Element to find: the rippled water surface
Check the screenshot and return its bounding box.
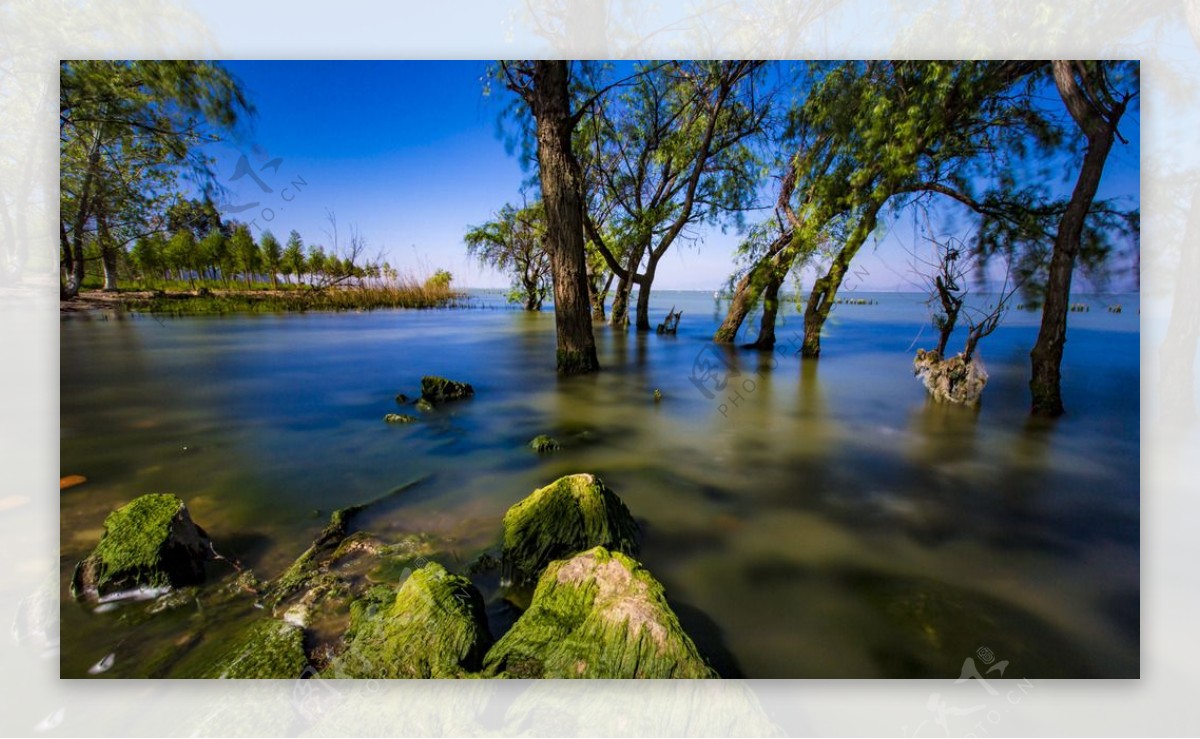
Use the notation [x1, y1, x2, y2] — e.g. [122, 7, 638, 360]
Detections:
[60, 290, 1139, 678]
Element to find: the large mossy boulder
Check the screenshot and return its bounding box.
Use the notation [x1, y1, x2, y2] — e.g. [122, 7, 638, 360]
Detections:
[71, 493, 211, 602]
[327, 562, 492, 678]
[202, 618, 309, 679]
[502, 473, 638, 585]
[420, 375, 474, 405]
[483, 546, 716, 678]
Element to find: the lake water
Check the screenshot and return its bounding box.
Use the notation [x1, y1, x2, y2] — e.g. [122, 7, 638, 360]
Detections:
[59, 289, 1139, 678]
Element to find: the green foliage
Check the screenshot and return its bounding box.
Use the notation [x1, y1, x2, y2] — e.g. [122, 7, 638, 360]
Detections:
[425, 269, 453, 290]
[60, 61, 251, 294]
[465, 201, 550, 310]
[230, 224, 260, 286]
[260, 230, 283, 287]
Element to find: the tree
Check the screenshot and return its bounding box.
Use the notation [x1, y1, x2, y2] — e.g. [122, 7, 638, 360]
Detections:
[714, 61, 1054, 356]
[1028, 61, 1137, 416]
[282, 230, 304, 286]
[308, 245, 327, 284]
[199, 230, 228, 286]
[426, 269, 453, 291]
[581, 61, 768, 331]
[260, 230, 282, 290]
[465, 201, 552, 310]
[230, 225, 260, 288]
[59, 61, 250, 298]
[131, 234, 164, 286]
[165, 229, 196, 286]
[500, 60, 601, 374]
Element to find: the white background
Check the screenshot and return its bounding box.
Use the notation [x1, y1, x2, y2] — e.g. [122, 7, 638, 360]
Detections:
[1, 1, 1193, 735]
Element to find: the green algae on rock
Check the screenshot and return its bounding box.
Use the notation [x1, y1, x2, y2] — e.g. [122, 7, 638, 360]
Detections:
[202, 618, 309, 679]
[502, 473, 638, 585]
[71, 493, 211, 602]
[328, 562, 492, 678]
[483, 546, 715, 678]
[528, 434, 561, 453]
[420, 375, 474, 404]
[384, 413, 417, 424]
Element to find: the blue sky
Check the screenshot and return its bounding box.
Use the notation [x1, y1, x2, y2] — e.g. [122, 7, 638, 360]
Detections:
[205, 61, 1141, 292]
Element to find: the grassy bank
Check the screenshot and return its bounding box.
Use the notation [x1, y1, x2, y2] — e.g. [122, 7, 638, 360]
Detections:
[63, 283, 466, 315]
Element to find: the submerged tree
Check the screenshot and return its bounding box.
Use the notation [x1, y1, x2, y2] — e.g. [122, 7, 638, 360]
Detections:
[580, 60, 767, 331]
[1028, 61, 1138, 417]
[499, 60, 600, 374]
[466, 201, 552, 310]
[912, 233, 1017, 406]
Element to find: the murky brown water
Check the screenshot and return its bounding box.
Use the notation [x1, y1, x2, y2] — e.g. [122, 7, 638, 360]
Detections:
[60, 291, 1139, 678]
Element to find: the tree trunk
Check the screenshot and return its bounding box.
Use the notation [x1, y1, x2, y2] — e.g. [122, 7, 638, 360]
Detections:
[609, 246, 643, 328]
[100, 248, 120, 292]
[746, 271, 783, 350]
[714, 231, 791, 344]
[592, 271, 613, 321]
[800, 201, 882, 357]
[1030, 61, 1126, 417]
[714, 269, 758, 343]
[634, 257, 657, 332]
[530, 61, 600, 374]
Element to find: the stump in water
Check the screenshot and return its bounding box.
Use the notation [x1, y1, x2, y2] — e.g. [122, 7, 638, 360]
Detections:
[656, 306, 682, 335]
[913, 349, 988, 406]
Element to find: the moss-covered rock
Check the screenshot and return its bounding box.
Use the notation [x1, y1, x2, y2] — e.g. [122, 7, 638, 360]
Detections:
[529, 434, 561, 453]
[384, 413, 417, 424]
[71, 493, 211, 602]
[420, 375, 474, 404]
[414, 397, 435, 413]
[202, 618, 310, 679]
[502, 473, 638, 585]
[483, 547, 715, 678]
[327, 562, 492, 678]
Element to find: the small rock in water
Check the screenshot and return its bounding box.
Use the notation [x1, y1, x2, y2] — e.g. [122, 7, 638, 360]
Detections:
[414, 398, 435, 413]
[395, 392, 409, 404]
[529, 434, 561, 454]
[87, 652, 116, 675]
[384, 413, 417, 424]
[420, 376, 475, 404]
[653, 388, 663, 402]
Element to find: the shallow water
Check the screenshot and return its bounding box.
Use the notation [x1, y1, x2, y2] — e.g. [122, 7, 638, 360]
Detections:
[59, 290, 1139, 678]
